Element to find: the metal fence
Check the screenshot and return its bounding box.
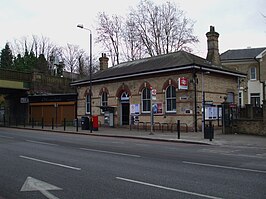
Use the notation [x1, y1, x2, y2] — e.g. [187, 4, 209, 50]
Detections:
[237, 105, 263, 119]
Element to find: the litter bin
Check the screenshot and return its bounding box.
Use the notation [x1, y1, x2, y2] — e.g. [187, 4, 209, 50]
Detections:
[92, 115, 98, 131]
[81, 116, 90, 130]
[204, 122, 214, 140]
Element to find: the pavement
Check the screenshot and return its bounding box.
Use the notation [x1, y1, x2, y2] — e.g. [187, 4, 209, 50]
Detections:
[5, 124, 266, 148]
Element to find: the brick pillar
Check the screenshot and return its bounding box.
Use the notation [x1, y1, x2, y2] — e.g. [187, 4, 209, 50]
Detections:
[246, 104, 253, 119]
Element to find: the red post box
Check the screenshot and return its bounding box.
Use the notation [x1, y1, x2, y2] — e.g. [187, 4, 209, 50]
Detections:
[92, 115, 98, 131]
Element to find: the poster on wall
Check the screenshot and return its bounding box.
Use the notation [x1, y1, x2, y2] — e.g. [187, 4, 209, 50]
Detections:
[178, 77, 188, 90]
[153, 102, 163, 114]
[130, 104, 140, 115]
[205, 106, 218, 120]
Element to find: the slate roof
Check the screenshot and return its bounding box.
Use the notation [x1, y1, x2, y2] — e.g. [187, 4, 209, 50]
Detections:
[71, 51, 245, 86]
[221, 47, 266, 61]
[93, 51, 209, 79]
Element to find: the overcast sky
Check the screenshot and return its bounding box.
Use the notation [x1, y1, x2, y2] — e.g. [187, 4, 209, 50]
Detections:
[1, 0, 265, 58]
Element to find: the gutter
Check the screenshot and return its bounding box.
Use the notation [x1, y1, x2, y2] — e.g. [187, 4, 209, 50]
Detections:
[70, 65, 246, 86]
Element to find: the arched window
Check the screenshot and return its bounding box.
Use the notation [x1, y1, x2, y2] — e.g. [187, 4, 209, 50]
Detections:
[121, 91, 130, 101]
[142, 87, 151, 112]
[101, 92, 108, 107]
[165, 85, 176, 112]
[86, 95, 91, 114]
[227, 92, 234, 103]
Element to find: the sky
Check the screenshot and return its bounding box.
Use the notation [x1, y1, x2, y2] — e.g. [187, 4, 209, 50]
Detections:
[1, 0, 266, 59]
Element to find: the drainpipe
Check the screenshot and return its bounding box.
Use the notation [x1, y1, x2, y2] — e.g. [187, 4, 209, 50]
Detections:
[193, 70, 198, 132]
[254, 57, 265, 102]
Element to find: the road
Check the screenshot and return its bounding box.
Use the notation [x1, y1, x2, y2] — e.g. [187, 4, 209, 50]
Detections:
[0, 127, 265, 199]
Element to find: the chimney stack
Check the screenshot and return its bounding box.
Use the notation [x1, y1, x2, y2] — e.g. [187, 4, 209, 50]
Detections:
[206, 26, 221, 65]
[99, 53, 109, 70]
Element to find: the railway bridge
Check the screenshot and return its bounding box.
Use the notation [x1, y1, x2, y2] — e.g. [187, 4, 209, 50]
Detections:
[0, 69, 75, 124]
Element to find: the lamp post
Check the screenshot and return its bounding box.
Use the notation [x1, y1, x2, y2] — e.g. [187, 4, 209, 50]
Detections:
[77, 24, 93, 133]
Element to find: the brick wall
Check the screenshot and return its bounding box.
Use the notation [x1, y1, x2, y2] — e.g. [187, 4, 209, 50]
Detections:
[232, 100, 266, 135]
[232, 119, 265, 135]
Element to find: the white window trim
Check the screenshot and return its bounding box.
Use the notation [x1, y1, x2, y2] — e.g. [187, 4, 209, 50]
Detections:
[250, 67, 256, 80]
[141, 88, 151, 113]
[101, 92, 108, 107]
[165, 85, 176, 113]
[238, 90, 244, 107]
[85, 95, 91, 114]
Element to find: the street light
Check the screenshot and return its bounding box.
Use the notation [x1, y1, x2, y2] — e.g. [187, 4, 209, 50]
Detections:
[77, 24, 93, 133]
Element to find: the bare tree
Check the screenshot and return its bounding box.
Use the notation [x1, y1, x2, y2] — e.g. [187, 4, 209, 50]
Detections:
[122, 17, 144, 61]
[95, 0, 198, 63]
[96, 12, 123, 66]
[9, 35, 62, 73]
[10, 35, 57, 59]
[129, 0, 198, 56]
[77, 50, 88, 77]
[62, 44, 80, 76]
[82, 55, 99, 75]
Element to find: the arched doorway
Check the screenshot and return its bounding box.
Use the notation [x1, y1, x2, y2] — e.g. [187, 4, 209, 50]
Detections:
[120, 91, 130, 125]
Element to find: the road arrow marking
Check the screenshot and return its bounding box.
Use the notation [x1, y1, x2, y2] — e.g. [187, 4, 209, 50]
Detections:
[21, 176, 62, 199]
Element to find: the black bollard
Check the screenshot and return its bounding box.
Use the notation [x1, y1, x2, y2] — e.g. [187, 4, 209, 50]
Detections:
[209, 120, 213, 141]
[41, 118, 44, 129]
[76, 118, 78, 132]
[177, 120, 180, 139]
[64, 118, 66, 131]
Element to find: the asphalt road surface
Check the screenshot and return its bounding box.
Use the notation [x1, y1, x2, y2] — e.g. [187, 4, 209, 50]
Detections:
[0, 127, 265, 199]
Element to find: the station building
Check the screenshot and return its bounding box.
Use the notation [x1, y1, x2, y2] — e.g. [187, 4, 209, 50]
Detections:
[71, 26, 245, 131]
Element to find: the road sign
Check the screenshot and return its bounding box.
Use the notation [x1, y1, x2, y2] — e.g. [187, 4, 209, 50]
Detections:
[20, 97, 29, 104]
[151, 89, 156, 96]
[151, 89, 156, 100]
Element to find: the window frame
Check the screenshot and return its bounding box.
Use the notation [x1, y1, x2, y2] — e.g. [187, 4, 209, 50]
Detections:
[227, 92, 235, 103]
[165, 85, 176, 113]
[141, 87, 151, 113]
[250, 93, 260, 107]
[101, 92, 108, 107]
[238, 90, 243, 108]
[85, 95, 91, 114]
[250, 67, 256, 80]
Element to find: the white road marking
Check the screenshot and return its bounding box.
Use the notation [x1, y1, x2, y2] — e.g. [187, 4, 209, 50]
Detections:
[21, 176, 62, 199]
[19, 155, 81, 171]
[80, 148, 141, 158]
[111, 141, 125, 144]
[0, 135, 14, 139]
[116, 177, 222, 199]
[134, 143, 150, 147]
[183, 161, 266, 174]
[26, 140, 58, 146]
[221, 153, 266, 159]
[256, 153, 266, 157]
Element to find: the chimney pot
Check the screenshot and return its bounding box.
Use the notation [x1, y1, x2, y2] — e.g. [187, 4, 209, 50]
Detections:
[206, 25, 221, 66]
[210, 26, 215, 32]
[99, 53, 109, 70]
